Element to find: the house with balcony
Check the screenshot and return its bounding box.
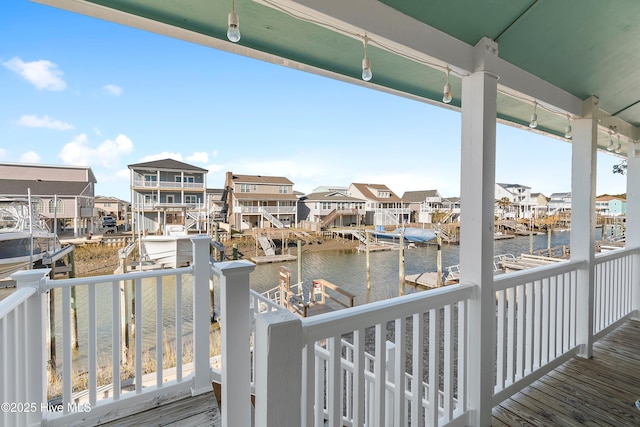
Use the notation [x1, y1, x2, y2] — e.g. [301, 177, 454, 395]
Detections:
[495, 182, 534, 219]
[402, 189, 451, 223]
[596, 195, 626, 216]
[548, 192, 572, 213]
[128, 159, 208, 233]
[94, 195, 129, 221]
[298, 188, 366, 228]
[348, 183, 408, 226]
[224, 172, 297, 230]
[0, 162, 97, 236]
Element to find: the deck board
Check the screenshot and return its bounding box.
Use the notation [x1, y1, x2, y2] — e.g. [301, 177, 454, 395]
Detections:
[98, 390, 221, 427]
[494, 320, 640, 427]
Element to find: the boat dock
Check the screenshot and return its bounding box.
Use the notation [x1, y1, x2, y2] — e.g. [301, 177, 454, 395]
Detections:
[251, 254, 297, 264]
[406, 253, 565, 288]
[261, 267, 355, 317]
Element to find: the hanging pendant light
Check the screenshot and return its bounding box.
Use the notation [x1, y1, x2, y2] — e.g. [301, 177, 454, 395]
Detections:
[564, 114, 572, 139]
[361, 34, 372, 81]
[227, 0, 241, 42]
[607, 132, 615, 151]
[529, 102, 538, 129]
[443, 66, 452, 104]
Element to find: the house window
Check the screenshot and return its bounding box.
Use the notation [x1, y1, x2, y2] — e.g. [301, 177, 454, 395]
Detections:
[322, 202, 331, 210]
[33, 200, 44, 214]
[185, 195, 198, 204]
[279, 186, 288, 194]
[144, 174, 157, 183]
[184, 176, 195, 183]
[144, 195, 157, 204]
[48, 199, 63, 214]
[104, 202, 111, 207]
[241, 184, 250, 193]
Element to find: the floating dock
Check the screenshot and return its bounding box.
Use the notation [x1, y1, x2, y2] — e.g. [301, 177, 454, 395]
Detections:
[251, 254, 297, 264]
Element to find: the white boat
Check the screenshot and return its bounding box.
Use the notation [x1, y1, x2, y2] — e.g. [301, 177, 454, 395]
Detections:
[0, 198, 61, 279]
[140, 225, 193, 268]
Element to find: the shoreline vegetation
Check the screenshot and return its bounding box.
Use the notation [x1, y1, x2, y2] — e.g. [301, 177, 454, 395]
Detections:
[71, 231, 361, 277]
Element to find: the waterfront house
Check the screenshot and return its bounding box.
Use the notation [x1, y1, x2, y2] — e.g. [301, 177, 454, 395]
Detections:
[348, 182, 408, 226]
[6, 2, 640, 427]
[128, 158, 208, 234]
[94, 195, 129, 223]
[530, 192, 549, 217]
[224, 172, 297, 230]
[298, 189, 366, 228]
[402, 189, 444, 223]
[596, 195, 627, 217]
[0, 162, 97, 236]
[495, 183, 533, 219]
[548, 191, 572, 213]
[206, 188, 226, 224]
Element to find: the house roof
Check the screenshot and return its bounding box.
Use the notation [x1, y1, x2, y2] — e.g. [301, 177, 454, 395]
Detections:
[0, 179, 94, 197]
[230, 174, 294, 185]
[596, 195, 626, 202]
[41, 0, 640, 155]
[350, 183, 402, 203]
[302, 191, 365, 202]
[402, 190, 440, 203]
[95, 195, 128, 203]
[497, 183, 531, 190]
[128, 158, 208, 172]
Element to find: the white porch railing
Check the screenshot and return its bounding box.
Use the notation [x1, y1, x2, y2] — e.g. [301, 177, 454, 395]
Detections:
[593, 246, 638, 337]
[1, 239, 638, 427]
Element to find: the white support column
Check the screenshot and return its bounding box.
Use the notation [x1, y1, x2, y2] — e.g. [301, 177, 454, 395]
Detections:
[190, 236, 214, 396]
[218, 259, 256, 427]
[459, 38, 499, 427]
[254, 311, 303, 427]
[626, 142, 640, 319]
[572, 97, 598, 359]
[12, 269, 49, 427]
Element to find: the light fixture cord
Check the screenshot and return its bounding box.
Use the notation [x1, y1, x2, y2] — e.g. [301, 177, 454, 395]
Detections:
[446, 66, 450, 84]
[362, 34, 368, 59]
[232, 0, 235, 13]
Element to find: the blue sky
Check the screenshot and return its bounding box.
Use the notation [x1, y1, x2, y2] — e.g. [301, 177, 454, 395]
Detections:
[1, 1, 628, 202]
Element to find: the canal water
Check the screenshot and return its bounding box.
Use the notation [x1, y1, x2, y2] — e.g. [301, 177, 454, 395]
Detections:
[1, 229, 597, 374]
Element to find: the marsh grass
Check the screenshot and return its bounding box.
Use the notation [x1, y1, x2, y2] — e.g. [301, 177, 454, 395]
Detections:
[47, 325, 221, 400]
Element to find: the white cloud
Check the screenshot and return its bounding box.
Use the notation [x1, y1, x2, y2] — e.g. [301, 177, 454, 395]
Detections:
[93, 128, 102, 136]
[17, 114, 73, 130]
[3, 57, 66, 91]
[103, 84, 123, 96]
[19, 150, 41, 163]
[186, 152, 208, 163]
[59, 133, 134, 169]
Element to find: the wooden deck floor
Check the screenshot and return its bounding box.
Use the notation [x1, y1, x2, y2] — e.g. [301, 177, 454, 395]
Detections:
[494, 319, 640, 426]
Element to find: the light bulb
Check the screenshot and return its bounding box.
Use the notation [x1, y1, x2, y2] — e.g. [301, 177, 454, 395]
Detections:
[564, 124, 572, 139]
[615, 137, 622, 154]
[607, 134, 614, 151]
[227, 11, 240, 42]
[362, 57, 372, 81]
[443, 82, 452, 104]
[529, 102, 538, 128]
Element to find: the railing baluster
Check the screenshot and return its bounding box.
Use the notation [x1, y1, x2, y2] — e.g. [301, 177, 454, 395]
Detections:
[533, 279, 542, 369]
[156, 276, 163, 387]
[374, 323, 385, 427]
[314, 344, 324, 426]
[496, 289, 505, 389]
[135, 278, 142, 394]
[458, 299, 467, 413]
[525, 281, 534, 374]
[394, 317, 406, 426]
[88, 283, 97, 405]
[63, 286, 72, 412]
[443, 304, 454, 421]
[516, 284, 525, 380]
[506, 287, 515, 385]
[328, 336, 341, 426]
[176, 274, 182, 382]
[353, 329, 365, 427]
[549, 276, 557, 358]
[427, 308, 440, 427]
[112, 280, 121, 400]
[412, 312, 424, 427]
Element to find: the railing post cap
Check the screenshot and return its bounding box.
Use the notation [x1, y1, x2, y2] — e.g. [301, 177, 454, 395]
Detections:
[190, 235, 211, 242]
[216, 259, 256, 274]
[11, 269, 50, 289]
